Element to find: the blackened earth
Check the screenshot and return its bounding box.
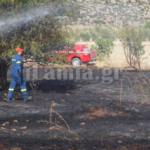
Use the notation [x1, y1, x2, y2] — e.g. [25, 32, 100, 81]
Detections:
[0, 69, 150, 150]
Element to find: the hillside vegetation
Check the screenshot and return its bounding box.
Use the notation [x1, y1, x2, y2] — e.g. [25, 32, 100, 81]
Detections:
[66, 0, 150, 26]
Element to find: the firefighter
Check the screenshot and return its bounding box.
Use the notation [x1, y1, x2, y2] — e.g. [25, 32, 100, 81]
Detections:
[57, 8, 61, 23]
[7, 48, 32, 101]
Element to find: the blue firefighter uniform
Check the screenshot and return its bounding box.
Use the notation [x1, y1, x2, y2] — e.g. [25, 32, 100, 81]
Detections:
[57, 9, 61, 23]
[7, 54, 28, 100]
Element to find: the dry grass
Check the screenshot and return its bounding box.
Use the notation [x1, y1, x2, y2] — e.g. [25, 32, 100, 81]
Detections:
[75, 105, 129, 120]
[124, 72, 150, 104]
[23, 40, 150, 70]
[37, 101, 80, 139]
[88, 105, 126, 119]
[76, 40, 150, 70]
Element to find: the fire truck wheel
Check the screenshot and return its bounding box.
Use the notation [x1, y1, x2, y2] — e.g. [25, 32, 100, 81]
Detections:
[72, 58, 81, 66]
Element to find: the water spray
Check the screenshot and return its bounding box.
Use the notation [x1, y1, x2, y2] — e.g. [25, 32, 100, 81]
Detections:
[0, 3, 65, 34]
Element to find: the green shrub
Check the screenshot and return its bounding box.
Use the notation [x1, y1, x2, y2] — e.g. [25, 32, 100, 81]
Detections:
[89, 28, 99, 41]
[80, 31, 90, 42]
[145, 22, 150, 41]
[71, 27, 117, 42]
[94, 26, 117, 40]
[118, 26, 147, 70]
[44, 43, 74, 65]
[146, 29, 150, 41]
[0, 0, 77, 62]
[87, 27, 117, 42]
[101, 27, 117, 40]
[93, 20, 106, 25]
[91, 38, 114, 61]
[145, 22, 150, 29]
[71, 29, 81, 42]
[46, 52, 71, 65]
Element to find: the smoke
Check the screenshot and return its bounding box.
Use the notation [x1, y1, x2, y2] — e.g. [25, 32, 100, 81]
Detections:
[0, 3, 59, 33]
[0, 1, 76, 34]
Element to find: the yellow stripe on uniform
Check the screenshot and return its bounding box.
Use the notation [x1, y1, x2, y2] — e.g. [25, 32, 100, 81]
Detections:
[21, 89, 27, 92]
[16, 61, 21, 64]
[12, 59, 16, 61]
[9, 88, 14, 91]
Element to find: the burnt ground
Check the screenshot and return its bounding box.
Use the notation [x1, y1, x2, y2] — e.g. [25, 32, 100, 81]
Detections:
[0, 70, 150, 150]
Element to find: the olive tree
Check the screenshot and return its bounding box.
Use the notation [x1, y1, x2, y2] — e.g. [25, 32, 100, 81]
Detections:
[0, 0, 78, 59]
[145, 22, 150, 41]
[118, 26, 147, 70]
[0, 0, 78, 88]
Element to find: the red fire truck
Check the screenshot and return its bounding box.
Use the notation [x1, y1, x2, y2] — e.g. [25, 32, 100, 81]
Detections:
[47, 44, 97, 66]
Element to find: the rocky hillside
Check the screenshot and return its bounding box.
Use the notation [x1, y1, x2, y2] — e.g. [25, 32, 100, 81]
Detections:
[70, 0, 150, 26]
